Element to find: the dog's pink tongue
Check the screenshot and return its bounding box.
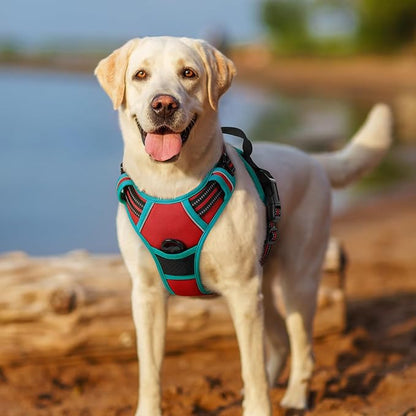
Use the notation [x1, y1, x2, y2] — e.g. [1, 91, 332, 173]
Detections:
[145, 133, 182, 162]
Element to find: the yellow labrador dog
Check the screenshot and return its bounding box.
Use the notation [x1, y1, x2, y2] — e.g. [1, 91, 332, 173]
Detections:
[95, 36, 392, 415]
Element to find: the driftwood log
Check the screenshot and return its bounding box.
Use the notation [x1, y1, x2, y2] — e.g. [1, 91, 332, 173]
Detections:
[0, 239, 346, 365]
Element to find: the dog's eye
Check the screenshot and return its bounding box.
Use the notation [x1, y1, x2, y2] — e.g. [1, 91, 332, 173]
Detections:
[182, 68, 197, 79]
[134, 70, 147, 80]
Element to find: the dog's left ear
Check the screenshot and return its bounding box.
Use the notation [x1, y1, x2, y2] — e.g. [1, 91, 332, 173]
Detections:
[192, 40, 237, 111]
[94, 38, 140, 110]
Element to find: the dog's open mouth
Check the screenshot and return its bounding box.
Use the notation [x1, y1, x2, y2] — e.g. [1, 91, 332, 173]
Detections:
[134, 115, 197, 162]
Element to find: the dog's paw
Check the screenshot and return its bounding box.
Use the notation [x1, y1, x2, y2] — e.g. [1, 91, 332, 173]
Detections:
[280, 387, 308, 411]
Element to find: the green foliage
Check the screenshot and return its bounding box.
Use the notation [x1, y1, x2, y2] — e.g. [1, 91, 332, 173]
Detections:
[261, 0, 416, 55]
[356, 0, 416, 52]
[261, 0, 356, 56]
[262, 0, 313, 54]
[0, 39, 20, 59]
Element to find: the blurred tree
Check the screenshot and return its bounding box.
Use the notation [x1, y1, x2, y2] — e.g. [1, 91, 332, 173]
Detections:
[262, 0, 416, 55]
[261, 0, 356, 56]
[0, 38, 20, 59]
[261, 0, 313, 54]
[356, 0, 416, 52]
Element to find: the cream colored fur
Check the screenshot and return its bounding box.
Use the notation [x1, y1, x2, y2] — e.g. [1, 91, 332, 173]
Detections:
[95, 36, 393, 416]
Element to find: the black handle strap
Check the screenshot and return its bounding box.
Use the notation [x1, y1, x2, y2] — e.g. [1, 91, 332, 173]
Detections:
[221, 126, 274, 187]
[221, 126, 253, 158]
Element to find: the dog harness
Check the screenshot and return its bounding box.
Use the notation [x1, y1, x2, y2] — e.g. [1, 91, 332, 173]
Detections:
[117, 127, 281, 296]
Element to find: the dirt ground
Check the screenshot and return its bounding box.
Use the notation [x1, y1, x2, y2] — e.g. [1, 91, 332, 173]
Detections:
[1, 183, 416, 416]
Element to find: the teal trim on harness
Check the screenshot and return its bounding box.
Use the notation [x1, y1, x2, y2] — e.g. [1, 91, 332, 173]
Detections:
[192, 170, 234, 294]
[117, 154, 236, 296]
[131, 166, 219, 204]
[165, 274, 196, 281]
[182, 199, 207, 230]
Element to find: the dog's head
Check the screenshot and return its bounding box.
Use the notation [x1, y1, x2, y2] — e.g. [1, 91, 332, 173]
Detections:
[95, 37, 236, 163]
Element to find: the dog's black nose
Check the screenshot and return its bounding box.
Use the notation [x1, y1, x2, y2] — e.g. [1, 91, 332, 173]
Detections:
[151, 94, 179, 118]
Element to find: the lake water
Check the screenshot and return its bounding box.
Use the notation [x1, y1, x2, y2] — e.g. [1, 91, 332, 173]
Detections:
[0, 68, 406, 255]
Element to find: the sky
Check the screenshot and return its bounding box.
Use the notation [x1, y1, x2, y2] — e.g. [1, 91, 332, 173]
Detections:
[0, 0, 264, 49]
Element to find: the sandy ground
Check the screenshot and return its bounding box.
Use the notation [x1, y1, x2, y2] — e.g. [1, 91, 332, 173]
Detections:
[0, 182, 415, 416]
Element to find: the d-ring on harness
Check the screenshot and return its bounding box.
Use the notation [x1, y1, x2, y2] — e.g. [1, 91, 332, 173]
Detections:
[116, 127, 281, 296]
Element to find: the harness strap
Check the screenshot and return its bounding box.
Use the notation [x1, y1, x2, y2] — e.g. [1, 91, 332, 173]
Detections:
[222, 127, 281, 265]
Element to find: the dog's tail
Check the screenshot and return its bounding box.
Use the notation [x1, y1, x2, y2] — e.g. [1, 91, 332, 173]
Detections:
[313, 104, 393, 188]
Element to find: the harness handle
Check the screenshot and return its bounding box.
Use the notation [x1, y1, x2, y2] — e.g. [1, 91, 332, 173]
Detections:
[221, 126, 273, 186]
[221, 126, 253, 159]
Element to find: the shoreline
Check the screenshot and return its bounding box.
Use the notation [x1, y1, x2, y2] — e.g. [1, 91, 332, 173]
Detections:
[231, 46, 416, 100]
[2, 46, 416, 99]
[0, 54, 98, 75]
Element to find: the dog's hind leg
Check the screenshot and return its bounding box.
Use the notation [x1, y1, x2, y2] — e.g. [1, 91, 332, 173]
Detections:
[272, 165, 331, 410]
[262, 267, 289, 387]
[223, 275, 272, 416]
[279, 268, 320, 410]
[278, 204, 330, 409]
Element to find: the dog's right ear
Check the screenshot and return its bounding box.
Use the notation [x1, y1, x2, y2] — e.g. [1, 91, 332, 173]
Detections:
[94, 38, 140, 110]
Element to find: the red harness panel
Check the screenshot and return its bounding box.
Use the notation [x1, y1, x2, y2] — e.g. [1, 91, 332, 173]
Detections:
[140, 202, 203, 249]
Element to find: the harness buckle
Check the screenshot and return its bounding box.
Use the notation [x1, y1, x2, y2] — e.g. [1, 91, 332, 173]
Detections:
[267, 225, 279, 245]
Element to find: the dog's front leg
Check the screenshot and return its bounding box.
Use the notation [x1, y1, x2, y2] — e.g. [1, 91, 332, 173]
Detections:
[131, 281, 167, 416]
[223, 276, 271, 416]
